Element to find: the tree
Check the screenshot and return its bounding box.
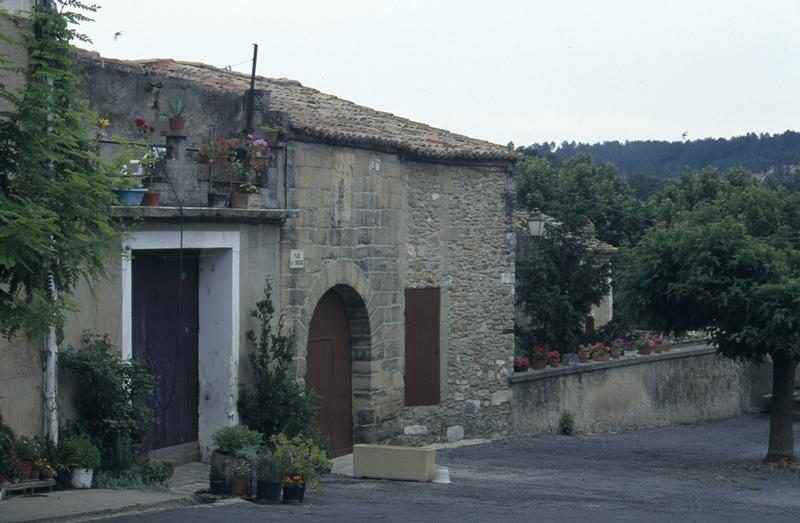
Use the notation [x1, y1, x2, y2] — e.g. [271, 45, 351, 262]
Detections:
[238, 279, 316, 441]
[516, 226, 611, 353]
[516, 153, 645, 246]
[618, 204, 800, 463]
[0, 2, 116, 339]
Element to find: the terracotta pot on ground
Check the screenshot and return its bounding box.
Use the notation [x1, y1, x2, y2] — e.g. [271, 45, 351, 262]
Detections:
[228, 476, 249, 496]
[531, 359, 547, 370]
[16, 459, 32, 481]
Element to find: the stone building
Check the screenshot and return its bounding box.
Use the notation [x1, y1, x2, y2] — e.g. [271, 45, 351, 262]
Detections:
[0, 48, 517, 460]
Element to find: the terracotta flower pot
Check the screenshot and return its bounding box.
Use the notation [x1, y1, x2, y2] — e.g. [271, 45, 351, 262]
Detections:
[548, 359, 560, 368]
[141, 191, 160, 206]
[16, 459, 32, 481]
[168, 116, 185, 131]
[578, 352, 590, 363]
[611, 348, 622, 359]
[227, 476, 249, 496]
[531, 359, 547, 370]
[638, 347, 652, 355]
[230, 192, 262, 209]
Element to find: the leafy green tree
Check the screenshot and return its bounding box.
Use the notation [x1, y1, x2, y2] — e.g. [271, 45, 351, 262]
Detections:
[516, 153, 645, 246]
[618, 201, 800, 463]
[0, 2, 116, 339]
[516, 226, 611, 353]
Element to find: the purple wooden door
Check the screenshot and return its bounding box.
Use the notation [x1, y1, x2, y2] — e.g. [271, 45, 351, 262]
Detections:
[306, 289, 353, 457]
[132, 250, 199, 452]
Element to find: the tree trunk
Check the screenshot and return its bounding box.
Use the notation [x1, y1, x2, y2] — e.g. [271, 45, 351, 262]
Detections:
[766, 352, 798, 464]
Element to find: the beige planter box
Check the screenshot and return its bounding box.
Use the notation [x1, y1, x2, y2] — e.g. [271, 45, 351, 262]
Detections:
[353, 444, 437, 482]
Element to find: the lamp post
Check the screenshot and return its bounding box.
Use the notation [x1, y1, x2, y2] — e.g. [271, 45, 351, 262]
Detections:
[528, 209, 547, 237]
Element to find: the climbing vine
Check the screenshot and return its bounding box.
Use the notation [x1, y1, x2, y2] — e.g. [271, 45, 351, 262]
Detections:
[0, 1, 117, 339]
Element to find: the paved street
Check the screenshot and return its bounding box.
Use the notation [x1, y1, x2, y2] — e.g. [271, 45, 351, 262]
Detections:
[98, 414, 799, 523]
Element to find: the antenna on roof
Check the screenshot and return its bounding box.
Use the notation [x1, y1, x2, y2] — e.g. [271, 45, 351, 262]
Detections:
[244, 43, 258, 135]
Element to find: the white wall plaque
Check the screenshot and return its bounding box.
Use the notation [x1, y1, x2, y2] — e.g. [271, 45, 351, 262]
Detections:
[289, 249, 305, 269]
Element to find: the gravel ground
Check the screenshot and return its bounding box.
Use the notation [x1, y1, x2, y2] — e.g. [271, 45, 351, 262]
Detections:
[98, 414, 800, 523]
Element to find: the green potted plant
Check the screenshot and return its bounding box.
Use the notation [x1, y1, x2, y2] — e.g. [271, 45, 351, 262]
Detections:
[230, 183, 262, 209]
[165, 99, 187, 131]
[530, 346, 549, 370]
[578, 344, 592, 363]
[592, 342, 610, 361]
[270, 433, 332, 503]
[14, 436, 38, 481]
[255, 452, 287, 503]
[209, 461, 226, 495]
[261, 124, 286, 144]
[211, 425, 262, 489]
[635, 337, 652, 356]
[60, 436, 100, 489]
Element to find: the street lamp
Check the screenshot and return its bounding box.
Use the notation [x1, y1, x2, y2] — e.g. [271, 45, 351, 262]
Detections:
[528, 209, 547, 237]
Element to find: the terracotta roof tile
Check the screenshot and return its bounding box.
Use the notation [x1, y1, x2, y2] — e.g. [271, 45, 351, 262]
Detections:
[80, 51, 519, 163]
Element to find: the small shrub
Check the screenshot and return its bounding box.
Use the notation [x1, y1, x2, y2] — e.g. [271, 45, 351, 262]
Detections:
[212, 425, 262, 455]
[0, 412, 16, 479]
[60, 436, 101, 469]
[559, 410, 575, 436]
[15, 435, 39, 461]
[59, 332, 156, 471]
[141, 462, 174, 484]
[255, 452, 289, 483]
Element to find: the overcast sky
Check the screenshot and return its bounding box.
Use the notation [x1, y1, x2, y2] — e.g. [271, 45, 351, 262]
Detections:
[79, 0, 800, 147]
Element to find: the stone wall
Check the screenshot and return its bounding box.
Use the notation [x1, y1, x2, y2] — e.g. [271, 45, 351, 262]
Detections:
[511, 344, 771, 435]
[281, 141, 516, 444]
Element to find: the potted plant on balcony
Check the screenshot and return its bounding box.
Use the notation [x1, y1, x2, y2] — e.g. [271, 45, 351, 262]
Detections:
[231, 183, 262, 209]
[512, 356, 530, 373]
[261, 124, 286, 144]
[578, 344, 592, 363]
[164, 99, 187, 131]
[61, 435, 100, 489]
[547, 351, 561, 368]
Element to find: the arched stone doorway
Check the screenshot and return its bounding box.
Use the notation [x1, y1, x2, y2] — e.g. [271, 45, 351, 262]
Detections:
[306, 285, 369, 456]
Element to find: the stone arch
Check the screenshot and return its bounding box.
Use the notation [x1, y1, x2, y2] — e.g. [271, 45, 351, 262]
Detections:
[296, 260, 381, 444]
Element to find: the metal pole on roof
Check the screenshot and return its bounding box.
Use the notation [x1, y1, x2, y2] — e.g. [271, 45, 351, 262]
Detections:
[245, 43, 258, 135]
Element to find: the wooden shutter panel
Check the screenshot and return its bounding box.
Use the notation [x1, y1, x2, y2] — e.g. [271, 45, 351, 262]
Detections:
[404, 288, 441, 406]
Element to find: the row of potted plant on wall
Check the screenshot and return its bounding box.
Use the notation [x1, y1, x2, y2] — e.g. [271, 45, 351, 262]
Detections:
[102, 102, 285, 209]
[513, 337, 673, 372]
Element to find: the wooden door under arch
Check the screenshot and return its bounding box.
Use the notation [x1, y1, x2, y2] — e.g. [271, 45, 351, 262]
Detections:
[306, 289, 353, 456]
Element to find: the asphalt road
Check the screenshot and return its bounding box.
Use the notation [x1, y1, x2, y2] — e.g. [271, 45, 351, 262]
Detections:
[99, 414, 800, 522]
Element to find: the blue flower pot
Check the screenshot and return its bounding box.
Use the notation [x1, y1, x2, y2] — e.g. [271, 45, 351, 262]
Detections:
[112, 188, 147, 206]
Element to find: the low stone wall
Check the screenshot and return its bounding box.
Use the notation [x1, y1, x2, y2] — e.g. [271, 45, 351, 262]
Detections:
[510, 344, 770, 435]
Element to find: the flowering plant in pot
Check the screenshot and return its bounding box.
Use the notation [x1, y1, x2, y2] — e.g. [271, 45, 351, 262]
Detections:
[230, 183, 263, 209]
[14, 436, 39, 481]
[635, 338, 653, 355]
[270, 433, 332, 502]
[228, 458, 252, 496]
[513, 356, 530, 373]
[134, 118, 163, 206]
[610, 338, 626, 359]
[652, 336, 671, 353]
[591, 343, 610, 361]
[547, 351, 561, 368]
[261, 124, 286, 143]
[530, 351, 548, 369]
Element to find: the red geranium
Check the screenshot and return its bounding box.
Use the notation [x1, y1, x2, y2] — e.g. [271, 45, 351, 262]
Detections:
[135, 118, 146, 127]
[513, 356, 529, 367]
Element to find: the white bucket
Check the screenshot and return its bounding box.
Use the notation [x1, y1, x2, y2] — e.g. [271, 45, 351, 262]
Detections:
[431, 466, 450, 484]
[71, 468, 94, 489]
